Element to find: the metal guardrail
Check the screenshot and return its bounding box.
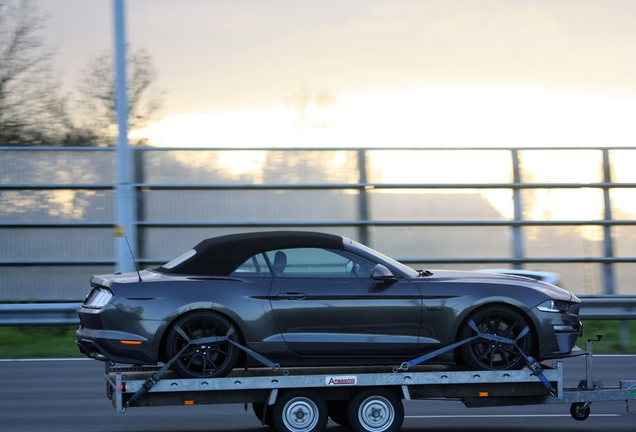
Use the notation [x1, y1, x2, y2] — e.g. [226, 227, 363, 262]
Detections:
[1, 297, 635, 326]
[0, 303, 81, 326]
[578, 296, 636, 320]
[3, 146, 636, 299]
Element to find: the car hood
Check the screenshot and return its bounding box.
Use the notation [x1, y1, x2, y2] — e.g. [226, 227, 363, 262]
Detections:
[422, 269, 577, 302]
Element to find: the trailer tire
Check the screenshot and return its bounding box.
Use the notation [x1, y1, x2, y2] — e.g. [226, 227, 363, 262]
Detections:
[327, 400, 350, 427]
[271, 390, 328, 432]
[570, 402, 590, 421]
[347, 389, 404, 432]
[253, 402, 274, 427]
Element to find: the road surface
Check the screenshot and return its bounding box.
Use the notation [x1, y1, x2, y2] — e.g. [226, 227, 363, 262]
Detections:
[1, 355, 634, 432]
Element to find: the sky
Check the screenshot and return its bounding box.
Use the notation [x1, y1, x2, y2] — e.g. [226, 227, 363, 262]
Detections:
[34, 0, 636, 148]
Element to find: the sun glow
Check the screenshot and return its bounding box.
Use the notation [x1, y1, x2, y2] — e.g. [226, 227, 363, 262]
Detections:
[133, 85, 636, 222]
[137, 86, 636, 150]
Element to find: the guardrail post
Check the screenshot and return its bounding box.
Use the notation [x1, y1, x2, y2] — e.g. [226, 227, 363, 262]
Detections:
[113, 0, 138, 273]
[620, 320, 630, 351]
[357, 149, 369, 246]
[601, 149, 615, 295]
[511, 149, 524, 270]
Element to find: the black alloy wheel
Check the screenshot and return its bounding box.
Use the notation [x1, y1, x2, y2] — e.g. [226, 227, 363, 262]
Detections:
[459, 305, 533, 370]
[164, 311, 240, 378]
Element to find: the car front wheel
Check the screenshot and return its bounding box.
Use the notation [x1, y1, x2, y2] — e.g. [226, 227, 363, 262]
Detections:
[459, 305, 533, 370]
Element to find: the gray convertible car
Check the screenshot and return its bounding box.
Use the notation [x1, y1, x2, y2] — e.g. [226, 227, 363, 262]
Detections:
[76, 231, 582, 378]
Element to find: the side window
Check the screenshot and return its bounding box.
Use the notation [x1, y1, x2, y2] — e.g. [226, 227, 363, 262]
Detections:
[232, 253, 272, 277]
[264, 248, 376, 278]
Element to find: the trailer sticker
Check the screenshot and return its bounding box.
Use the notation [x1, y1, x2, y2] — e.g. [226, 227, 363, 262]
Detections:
[326, 376, 357, 386]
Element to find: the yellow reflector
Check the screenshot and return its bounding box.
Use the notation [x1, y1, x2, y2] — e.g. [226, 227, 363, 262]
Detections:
[120, 340, 142, 345]
[184, 400, 195, 405]
[478, 391, 489, 397]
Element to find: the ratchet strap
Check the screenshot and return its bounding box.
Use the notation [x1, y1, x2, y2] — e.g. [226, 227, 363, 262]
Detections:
[394, 319, 557, 398]
[124, 325, 286, 410]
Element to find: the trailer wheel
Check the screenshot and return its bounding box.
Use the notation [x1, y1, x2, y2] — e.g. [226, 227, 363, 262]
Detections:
[327, 400, 350, 427]
[271, 390, 328, 432]
[347, 389, 404, 432]
[164, 311, 240, 378]
[253, 402, 274, 427]
[570, 402, 590, 421]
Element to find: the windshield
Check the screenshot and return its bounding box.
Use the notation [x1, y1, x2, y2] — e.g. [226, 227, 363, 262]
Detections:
[348, 240, 420, 278]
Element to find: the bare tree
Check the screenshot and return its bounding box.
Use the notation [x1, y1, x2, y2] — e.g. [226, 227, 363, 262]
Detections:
[0, 0, 66, 145]
[72, 48, 165, 146]
[0, 0, 164, 146]
[284, 83, 336, 130]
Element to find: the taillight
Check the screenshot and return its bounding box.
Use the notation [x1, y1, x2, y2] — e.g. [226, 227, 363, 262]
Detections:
[83, 287, 114, 309]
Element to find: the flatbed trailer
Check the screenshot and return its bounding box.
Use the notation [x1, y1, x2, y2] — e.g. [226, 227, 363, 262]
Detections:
[104, 339, 636, 432]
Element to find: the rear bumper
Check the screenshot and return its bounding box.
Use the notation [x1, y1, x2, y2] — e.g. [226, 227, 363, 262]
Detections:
[75, 336, 153, 365]
[75, 304, 161, 365]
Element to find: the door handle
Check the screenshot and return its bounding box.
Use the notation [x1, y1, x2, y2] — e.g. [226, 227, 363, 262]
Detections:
[276, 292, 306, 300]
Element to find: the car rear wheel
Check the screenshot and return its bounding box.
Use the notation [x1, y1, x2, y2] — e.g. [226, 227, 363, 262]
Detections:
[164, 311, 240, 378]
[459, 305, 533, 370]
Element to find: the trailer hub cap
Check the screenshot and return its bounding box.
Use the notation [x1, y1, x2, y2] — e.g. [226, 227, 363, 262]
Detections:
[283, 397, 319, 432]
[359, 397, 395, 432]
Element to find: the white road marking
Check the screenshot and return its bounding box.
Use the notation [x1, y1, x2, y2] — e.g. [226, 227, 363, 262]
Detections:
[405, 414, 621, 419]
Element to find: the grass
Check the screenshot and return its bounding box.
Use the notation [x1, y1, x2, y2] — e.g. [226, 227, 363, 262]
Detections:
[579, 320, 636, 353]
[0, 325, 84, 359]
[0, 321, 634, 359]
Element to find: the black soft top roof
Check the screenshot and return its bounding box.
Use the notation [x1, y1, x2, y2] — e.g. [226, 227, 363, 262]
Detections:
[156, 231, 344, 276]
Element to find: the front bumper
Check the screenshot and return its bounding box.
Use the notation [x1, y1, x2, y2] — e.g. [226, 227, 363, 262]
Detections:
[535, 306, 582, 360]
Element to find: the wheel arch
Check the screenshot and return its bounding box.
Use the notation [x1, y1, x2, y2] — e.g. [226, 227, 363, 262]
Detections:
[157, 306, 247, 364]
[452, 300, 541, 363]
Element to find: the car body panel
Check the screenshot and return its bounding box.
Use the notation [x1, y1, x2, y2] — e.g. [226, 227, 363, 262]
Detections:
[76, 231, 582, 372]
[269, 277, 423, 356]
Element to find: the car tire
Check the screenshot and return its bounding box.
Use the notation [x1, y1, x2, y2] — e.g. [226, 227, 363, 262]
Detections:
[164, 310, 240, 378]
[459, 305, 533, 370]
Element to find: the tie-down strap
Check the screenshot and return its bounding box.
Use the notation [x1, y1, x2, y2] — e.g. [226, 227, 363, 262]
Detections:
[123, 325, 287, 410]
[393, 319, 557, 398]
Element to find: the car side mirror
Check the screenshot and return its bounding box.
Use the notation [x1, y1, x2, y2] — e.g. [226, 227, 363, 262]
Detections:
[372, 264, 395, 281]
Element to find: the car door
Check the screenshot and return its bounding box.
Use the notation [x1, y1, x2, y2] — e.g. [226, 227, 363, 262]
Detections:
[267, 247, 422, 357]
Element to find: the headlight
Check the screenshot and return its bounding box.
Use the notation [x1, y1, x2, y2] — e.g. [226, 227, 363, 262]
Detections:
[83, 287, 114, 309]
[536, 299, 571, 313]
